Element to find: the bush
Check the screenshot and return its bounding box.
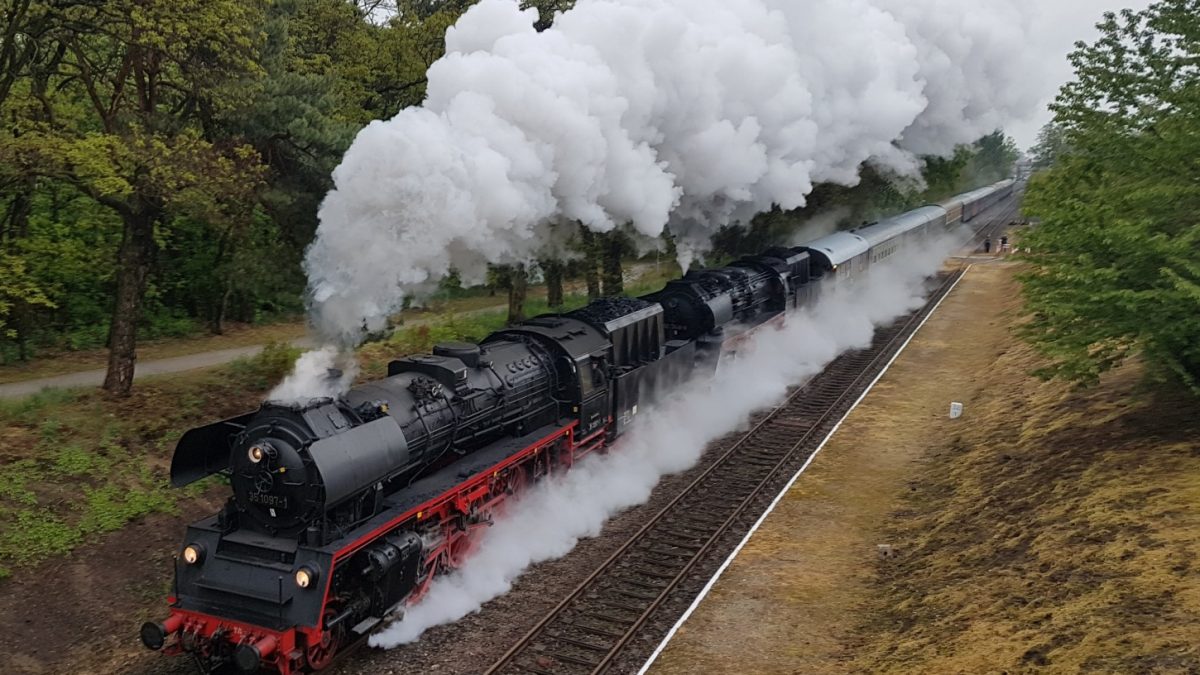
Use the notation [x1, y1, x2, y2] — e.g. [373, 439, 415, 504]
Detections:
[62, 323, 109, 351]
[226, 341, 302, 388]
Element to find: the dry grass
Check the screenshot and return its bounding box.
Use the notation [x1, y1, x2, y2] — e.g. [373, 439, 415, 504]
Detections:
[848, 335, 1200, 674]
[652, 264, 1029, 674]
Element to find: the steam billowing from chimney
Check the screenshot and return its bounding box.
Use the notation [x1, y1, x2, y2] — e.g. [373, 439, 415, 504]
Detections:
[304, 0, 1041, 344]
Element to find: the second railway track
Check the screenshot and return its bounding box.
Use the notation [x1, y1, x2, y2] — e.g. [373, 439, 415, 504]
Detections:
[485, 258, 970, 675]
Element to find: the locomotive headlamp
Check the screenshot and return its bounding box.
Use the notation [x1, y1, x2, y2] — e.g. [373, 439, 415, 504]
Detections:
[295, 565, 318, 589]
[248, 445, 265, 464]
[182, 543, 205, 565]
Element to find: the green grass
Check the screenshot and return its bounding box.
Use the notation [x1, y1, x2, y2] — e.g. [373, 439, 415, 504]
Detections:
[0, 388, 80, 420]
[0, 509, 81, 565]
[0, 344, 299, 581]
[226, 341, 304, 389]
[0, 435, 179, 572]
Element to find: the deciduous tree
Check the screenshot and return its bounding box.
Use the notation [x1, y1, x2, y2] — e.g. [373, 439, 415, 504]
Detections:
[39, 0, 269, 394]
[1020, 0, 1200, 392]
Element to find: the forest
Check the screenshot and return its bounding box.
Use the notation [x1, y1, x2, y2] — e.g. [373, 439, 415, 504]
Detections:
[0, 0, 1016, 395]
[1021, 0, 1200, 393]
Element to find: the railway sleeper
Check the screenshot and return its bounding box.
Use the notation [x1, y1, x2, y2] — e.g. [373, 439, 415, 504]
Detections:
[563, 620, 627, 639]
[628, 566, 680, 581]
[596, 598, 651, 614]
[654, 521, 713, 538]
[637, 552, 692, 568]
[546, 650, 601, 668]
[706, 476, 766, 490]
[610, 575, 666, 591]
[605, 585, 659, 602]
[625, 558, 687, 575]
[643, 536, 704, 551]
[512, 662, 557, 675]
[650, 532, 708, 546]
[577, 609, 638, 626]
[550, 634, 612, 652]
[641, 542, 697, 557]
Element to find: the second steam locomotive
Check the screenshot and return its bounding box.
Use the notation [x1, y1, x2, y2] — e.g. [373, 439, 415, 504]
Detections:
[142, 180, 1013, 673]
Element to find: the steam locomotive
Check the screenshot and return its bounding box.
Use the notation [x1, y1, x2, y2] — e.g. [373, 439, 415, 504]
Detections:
[142, 180, 1014, 674]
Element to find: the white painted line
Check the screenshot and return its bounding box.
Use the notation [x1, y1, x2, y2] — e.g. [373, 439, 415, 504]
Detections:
[636, 266, 974, 675]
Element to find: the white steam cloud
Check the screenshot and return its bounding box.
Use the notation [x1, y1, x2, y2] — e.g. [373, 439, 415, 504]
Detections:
[267, 346, 358, 403]
[305, 0, 1043, 344]
[369, 229, 967, 648]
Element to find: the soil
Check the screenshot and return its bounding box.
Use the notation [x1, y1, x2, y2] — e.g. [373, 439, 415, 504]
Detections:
[647, 261, 1200, 674]
[0, 490, 225, 674]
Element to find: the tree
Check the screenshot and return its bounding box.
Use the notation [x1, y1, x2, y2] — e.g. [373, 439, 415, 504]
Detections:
[1029, 123, 1068, 169]
[600, 230, 625, 296]
[1020, 0, 1200, 392]
[28, 0, 269, 394]
[489, 263, 528, 325]
[0, 251, 53, 354]
[968, 130, 1019, 184]
[541, 258, 563, 308]
[0, 0, 497, 370]
[578, 225, 600, 301]
[521, 0, 574, 31]
[0, 0, 88, 110]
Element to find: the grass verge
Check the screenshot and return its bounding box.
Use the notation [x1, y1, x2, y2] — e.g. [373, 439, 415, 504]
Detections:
[0, 343, 301, 580]
[849, 346, 1200, 672]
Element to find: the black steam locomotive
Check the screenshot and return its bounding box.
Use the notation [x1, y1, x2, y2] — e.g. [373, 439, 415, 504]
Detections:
[142, 181, 1013, 674]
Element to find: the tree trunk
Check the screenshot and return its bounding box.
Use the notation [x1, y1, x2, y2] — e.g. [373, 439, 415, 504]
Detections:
[579, 227, 600, 301]
[210, 280, 232, 335]
[103, 210, 155, 396]
[14, 303, 29, 362]
[506, 264, 528, 326]
[601, 230, 624, 296]
[544, 260, 564, 308]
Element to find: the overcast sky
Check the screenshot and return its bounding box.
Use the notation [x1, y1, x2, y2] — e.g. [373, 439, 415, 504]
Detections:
[1008, 0, 1154, 149]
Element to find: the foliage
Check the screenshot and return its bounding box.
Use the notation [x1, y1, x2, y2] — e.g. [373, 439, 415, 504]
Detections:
[0, 0, 425, 374]
[1030, 123, 1069, 168]
[226, 341, 304, 389]
[967, 131, 1020, 186]
[0, 250, 54, 337]
[1020, 0, 1200, 392]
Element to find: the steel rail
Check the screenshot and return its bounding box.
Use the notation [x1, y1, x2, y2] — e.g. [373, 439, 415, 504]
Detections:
[485, 266, 969, 675]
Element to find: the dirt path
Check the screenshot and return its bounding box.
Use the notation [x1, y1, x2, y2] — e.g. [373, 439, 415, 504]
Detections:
[0, 308, 497, 400]
[0, 340, 314, 399]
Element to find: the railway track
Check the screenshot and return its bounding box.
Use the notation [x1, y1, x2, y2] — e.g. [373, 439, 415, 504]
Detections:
[966, 187, 1024, 249]
[484, 259, 971, 675]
